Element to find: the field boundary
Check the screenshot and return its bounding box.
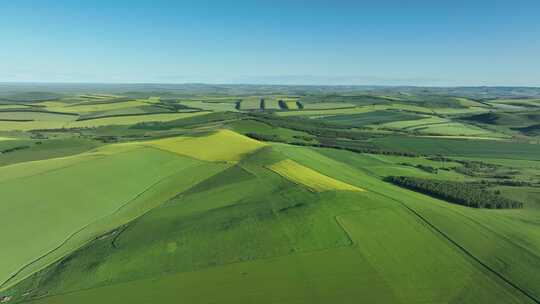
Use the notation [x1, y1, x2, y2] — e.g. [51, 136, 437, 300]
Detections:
[374, 189, 540, 304]
[0, 159, 205, 292]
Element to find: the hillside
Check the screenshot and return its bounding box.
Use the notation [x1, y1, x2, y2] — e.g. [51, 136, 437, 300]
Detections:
[0, 88, 539, 304]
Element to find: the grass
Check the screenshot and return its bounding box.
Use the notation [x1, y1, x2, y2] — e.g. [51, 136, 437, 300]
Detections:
[262, 99, 282, 110]
[4, 140, 540, 303]
[44, 100, 150, 114]
[14, 153, 535, 303]
[0, 145, 225, 289]
[302, 102, 356, 109]
[180, 100, 238, 112]
[318, 110, 423, 126]
[414, 122, 501, 136]
[66, 112, 210, 128]
[239, 97, 262, 110]
[340, 207, 529, 303]
[227, 119, 315, 143]
[275, 107, 373, 117]
[379, 116, 448, 129]
[2, 89, 540, 304]
[0, 105, 30, 110]
[0, 138, 102, 167]
[1, 141, 230, 291]
[268, 159, 364, 192]
[372, 136, 540, 160]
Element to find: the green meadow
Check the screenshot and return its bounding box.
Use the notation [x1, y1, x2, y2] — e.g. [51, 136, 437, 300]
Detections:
[1, 86, 539, 304]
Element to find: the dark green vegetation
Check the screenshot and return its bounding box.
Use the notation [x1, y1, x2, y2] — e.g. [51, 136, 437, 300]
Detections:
[385, 176, 523, 209]
[0, 84, 539, 304]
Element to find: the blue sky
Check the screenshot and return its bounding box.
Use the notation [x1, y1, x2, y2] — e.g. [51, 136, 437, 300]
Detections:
[1, 0, 539, 86]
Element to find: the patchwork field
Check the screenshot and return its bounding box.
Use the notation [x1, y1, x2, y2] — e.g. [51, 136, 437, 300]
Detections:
[1, 86, 539, 304]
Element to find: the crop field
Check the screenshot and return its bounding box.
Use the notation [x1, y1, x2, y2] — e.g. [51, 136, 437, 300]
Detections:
[261, 99, 281, 110]
[375, 115, 506, 137]
[0, 111, 77, 121]
[275, 106, 374, 117]
[0, 105, 30, 110]
[269, 159, 364, 192]
[227, 119, 315, 142]
[302, 102, 356, 109]
[1, 85, 539, 304]
[318, 110, 423, 126]
[239, 97, 262, 110]
[372, 136, 540, 160]
[0, 144, 228, 289]
[145, 129, 266, 161]
[180, 100, 238, 112]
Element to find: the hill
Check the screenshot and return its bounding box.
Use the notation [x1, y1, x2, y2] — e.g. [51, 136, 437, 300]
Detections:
[0, 87, 539, 304]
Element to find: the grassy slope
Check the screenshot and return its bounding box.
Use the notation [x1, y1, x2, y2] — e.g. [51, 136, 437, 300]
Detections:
[308, 147, 540, 301]
[0, 143, 228, 291]
[227, 119, 314, 142]
[373, 136, 540, 160]
[0, 93, 538, 304]
[318, 110, 423, 126]
[0, 138, 102, 167]
[8, 142, 538, 304]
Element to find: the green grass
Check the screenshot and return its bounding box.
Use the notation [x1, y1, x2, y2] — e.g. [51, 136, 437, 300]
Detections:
[339, 207, 529, 303]
[16, 145, 536, 303]
[1, 90, 540, 304]
[0, 137, 102, 167]
[227, 119, 315, 142]
[67, 112, 210, 128]
[275, 107, 373, 117]
[318, 110, 423, 126]
[180, 100, 238, 112]
[302, 102, 356, 109]
[0, 144, 228, 291]
[373, 136, 540, 160]
[239, 97, 262, 110]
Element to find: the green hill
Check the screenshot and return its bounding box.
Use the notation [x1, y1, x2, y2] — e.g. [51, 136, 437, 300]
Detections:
[2, 130, 539, 304]
[0, 88, 539, 304]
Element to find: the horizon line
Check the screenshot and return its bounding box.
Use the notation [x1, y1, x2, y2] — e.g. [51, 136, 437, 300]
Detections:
[1, 81, 539, 89]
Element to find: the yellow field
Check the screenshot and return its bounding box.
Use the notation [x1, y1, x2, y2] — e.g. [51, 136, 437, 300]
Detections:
[268, 159, 364, 192]
[145, 129, 266, 162]
[285, 101, 298, 109]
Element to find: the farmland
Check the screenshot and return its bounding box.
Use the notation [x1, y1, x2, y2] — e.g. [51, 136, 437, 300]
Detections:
[0, 84, 539, 304]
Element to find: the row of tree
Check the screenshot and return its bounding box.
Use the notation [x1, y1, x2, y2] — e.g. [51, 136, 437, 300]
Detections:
[385, 176, 523, 209]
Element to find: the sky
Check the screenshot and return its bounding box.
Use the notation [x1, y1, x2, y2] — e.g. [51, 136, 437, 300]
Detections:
[1, 0, 539, 86]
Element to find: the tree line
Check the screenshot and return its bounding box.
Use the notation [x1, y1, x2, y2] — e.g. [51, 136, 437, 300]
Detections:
[385, 176, 523, 209]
